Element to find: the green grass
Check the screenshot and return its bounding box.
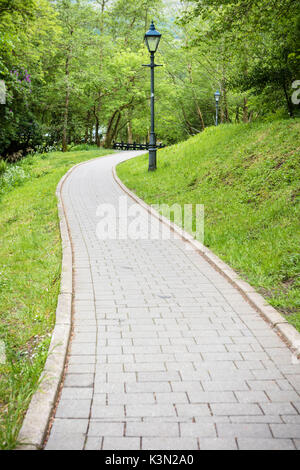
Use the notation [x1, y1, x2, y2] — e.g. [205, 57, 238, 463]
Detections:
[0, 147, 113, 449]
[117, 119, 300, 330]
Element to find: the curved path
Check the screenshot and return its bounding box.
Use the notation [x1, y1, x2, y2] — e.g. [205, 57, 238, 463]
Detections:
[45, 151, 300, 450]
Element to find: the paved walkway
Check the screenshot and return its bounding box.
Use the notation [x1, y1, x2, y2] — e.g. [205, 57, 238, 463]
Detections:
[45, 151, 300, 450]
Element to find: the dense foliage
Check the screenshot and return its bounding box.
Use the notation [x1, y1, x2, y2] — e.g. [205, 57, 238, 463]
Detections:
[0, 0, 299, 158]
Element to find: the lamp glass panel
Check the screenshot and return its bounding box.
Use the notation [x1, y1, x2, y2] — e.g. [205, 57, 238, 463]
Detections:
[146, 36, 160, 52]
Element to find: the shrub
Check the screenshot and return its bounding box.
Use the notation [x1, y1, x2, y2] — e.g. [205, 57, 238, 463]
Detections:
[0, 160, 7, 175]
[1, 166, 29, 190]
[5, 150, 24, 163]
[69, 144, 98, 151]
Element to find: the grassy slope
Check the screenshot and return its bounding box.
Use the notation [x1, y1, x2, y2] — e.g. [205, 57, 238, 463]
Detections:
[117, 119, 300, 329]
[0, 148, 113, 449]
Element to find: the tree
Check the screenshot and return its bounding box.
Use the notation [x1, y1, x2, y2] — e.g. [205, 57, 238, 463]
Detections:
[181, 0, 300, 118]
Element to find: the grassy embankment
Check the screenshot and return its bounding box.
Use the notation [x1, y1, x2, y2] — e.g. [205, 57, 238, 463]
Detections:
[117, 119, 300, 330]
[0, 146, 113, 449]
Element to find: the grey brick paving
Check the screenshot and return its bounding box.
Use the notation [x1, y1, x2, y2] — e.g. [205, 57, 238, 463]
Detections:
[142, 437, 198, 450]
[46, 433, 85, 450]
[126, 422, 179, 437]
[270, 424, 300, 438]
[237, 438, 295, 450]
[45, 151, 300, 450]
[217, 423, 272, 438]
[88, 421, 124, 437]
[180, 423, 216, 437]
[103, 437, 140, 450]
[85, 437, 102, 450]
[294, 439, 300, 449]
[199, 438, 237, 450]
[55, 399, 91, 418]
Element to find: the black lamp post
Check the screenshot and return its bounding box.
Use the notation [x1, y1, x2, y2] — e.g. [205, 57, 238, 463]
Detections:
[144, 21, 162, 171]
[214, 90, 221, 126]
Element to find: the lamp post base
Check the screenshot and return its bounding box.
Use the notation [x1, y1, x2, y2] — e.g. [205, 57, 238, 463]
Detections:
[148, 131, 157, 171]
[148, 148, 157, 171]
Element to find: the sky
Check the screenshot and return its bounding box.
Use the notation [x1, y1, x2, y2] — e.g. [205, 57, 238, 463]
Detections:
[163, 0, 183, 16]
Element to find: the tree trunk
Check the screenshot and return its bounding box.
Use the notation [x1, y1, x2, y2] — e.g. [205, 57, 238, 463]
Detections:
[94, 103, 101, 147]
[92, 90, 102, 147]
[84, 111, 90, 143]
[235, 105, 240, 123]
[282, 79, 294, 117]
[195, 101, 205, 131]
[127, 120, 133, 143]
[95, 116, 100, 146]
[112, 111, 121, 142]
[104, 109, 119, 148]
[221, 80, 230, 123]
[220, 38, 231, 124]
[187, 63, 205, 131]
[104, 99, 134, 148]
[242, 97, 249, 122]
[220, 107, 224, 124]
[181, 105, 193, 135]
[62, 28, 73, 152]
[62, 55, 70, 152]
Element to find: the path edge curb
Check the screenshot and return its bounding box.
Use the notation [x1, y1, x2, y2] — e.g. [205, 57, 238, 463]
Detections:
[16, 152, 116, 450]
[112, 163, 300, 358]
[15, 152, 135, 450]
[16, 152, 118, 450]
[16, 166, 76, 450]
[15, 152, 119, 450]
